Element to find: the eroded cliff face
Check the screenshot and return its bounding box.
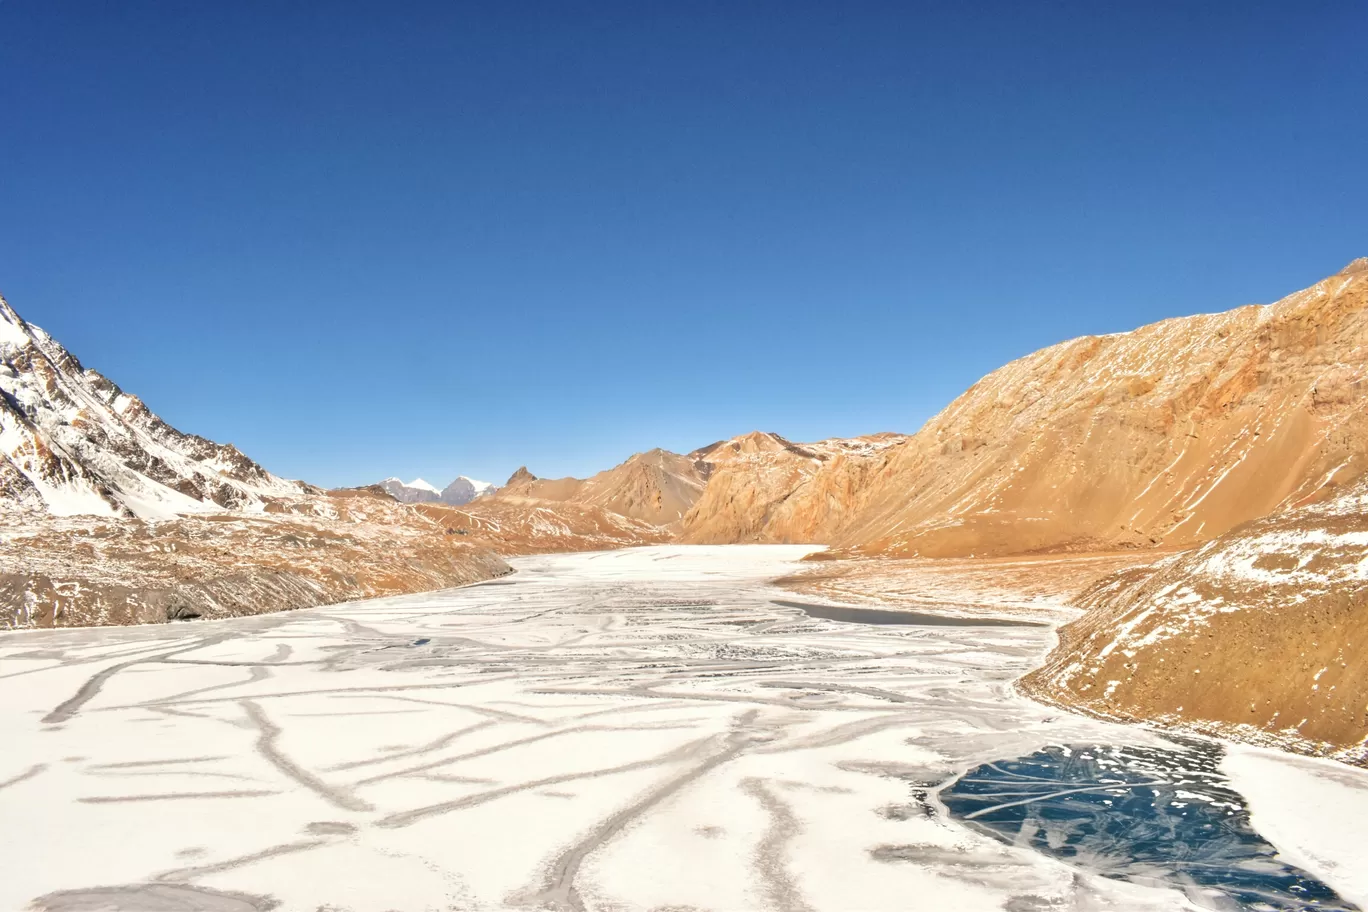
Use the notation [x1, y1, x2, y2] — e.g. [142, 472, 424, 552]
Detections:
[1020, 473, 1368, 765]
[832, 260, 1368, 558]
[679, 432, 908, 543]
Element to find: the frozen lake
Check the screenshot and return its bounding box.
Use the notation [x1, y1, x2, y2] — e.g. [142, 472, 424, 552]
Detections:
[1, 545, 1365, 911]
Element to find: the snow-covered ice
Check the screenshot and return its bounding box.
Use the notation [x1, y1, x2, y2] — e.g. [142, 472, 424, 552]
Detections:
[1, 545, 1364, 911]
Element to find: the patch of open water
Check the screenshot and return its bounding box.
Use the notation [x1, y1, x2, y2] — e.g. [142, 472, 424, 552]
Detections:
[773, 599, 1046, 627]
[941, 738, 1358, 911]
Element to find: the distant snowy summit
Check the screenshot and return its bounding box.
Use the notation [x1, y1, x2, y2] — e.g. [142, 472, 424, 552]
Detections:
[377, 475, 496, 505]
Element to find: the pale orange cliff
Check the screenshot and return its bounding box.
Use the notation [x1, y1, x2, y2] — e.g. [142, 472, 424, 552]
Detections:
[822, 259, 1368, 557]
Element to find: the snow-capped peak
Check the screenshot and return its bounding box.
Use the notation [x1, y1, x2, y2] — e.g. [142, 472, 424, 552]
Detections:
[406, 478, 441, 494]
[457, 476, 495, 495]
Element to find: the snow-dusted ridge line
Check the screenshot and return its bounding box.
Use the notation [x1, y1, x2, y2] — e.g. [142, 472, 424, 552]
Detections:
[0, 293, 314, 520]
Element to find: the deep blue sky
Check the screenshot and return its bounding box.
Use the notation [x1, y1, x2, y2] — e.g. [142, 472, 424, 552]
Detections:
[2, 2, 1364, 488]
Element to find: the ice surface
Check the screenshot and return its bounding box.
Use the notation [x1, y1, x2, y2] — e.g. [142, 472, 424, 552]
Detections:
[2, 545, 1364, 911]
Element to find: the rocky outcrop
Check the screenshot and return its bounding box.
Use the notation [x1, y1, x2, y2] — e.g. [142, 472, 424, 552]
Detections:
[829, 260, 1368, 557]
[1021, 473, 1368, 765]
[0, 294, 315, 519]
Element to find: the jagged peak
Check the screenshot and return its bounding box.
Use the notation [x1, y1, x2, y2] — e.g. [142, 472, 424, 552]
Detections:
[506, 466, 537, 485]
[1337, 257, 1368, 277]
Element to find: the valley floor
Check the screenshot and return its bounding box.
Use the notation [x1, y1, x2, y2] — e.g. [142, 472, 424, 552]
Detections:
[1, 546, 1365, 911]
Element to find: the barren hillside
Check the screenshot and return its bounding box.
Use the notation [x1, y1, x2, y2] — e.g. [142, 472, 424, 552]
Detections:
[1021, 473, 1368, 765]
[1, 490, 511, 628]
[830, 259, 1368, 557]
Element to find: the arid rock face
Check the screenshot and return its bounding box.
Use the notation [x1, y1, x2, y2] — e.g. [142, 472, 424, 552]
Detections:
[0, 295, 315, 519]
[831, 260, 1368, 557]
[1021, 473, 1368, 765]
[680, 432, 908, 543]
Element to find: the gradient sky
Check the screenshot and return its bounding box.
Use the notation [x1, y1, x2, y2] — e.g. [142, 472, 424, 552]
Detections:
[2, 2, 1365, 488]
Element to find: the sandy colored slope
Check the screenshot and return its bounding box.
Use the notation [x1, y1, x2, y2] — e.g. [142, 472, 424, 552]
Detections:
[1021, 473, 1368, 765]
[826, 259, 1368, 558]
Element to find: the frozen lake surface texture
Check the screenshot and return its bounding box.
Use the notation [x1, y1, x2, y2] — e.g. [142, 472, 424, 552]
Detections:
[2, 545, 1365, 912]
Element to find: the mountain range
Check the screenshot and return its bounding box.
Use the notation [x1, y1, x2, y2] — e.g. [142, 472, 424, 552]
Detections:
[378, 475, 496, 505]
[3, 260, 1365, 762]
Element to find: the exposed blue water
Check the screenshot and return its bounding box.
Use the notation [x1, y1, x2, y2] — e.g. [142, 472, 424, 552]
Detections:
[941, 739, 1358, 911]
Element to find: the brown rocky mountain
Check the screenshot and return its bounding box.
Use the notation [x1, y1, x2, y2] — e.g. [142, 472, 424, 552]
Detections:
[822, 259, 1368, 557]
[679, 432, 909, 543]
[1021, 472, 1368, 766]
[491, 447, 711, 527]
[0, 293, 519, 629]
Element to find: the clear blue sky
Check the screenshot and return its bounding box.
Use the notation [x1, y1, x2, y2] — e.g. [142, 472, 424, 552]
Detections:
[2, 2, 1364, 488]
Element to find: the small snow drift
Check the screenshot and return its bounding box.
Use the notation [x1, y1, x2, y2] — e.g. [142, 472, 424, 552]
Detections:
[0, 294, 314, 519]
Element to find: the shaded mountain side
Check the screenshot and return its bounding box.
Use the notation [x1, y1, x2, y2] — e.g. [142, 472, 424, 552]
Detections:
[829, 259, 1368, 558]
[0, 294, 315, 519]
[439, 475, 496, 505]
[1020, 473, 1368, 766]
[1, 490, 511, 629]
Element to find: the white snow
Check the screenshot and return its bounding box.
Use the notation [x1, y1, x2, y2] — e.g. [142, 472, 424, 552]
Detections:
[5, 546, 1343, 911]
[404, 478, 441, 494]
[458, 476, 495, 496]
[1223, 744, 1368, 908]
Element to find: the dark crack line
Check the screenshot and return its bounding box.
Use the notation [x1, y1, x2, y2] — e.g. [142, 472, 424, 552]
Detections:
[740, 778, 816, 912]
[0, 763, 47, 792]
[522, 713, 762, 912]
[241, 700, 371, 812]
